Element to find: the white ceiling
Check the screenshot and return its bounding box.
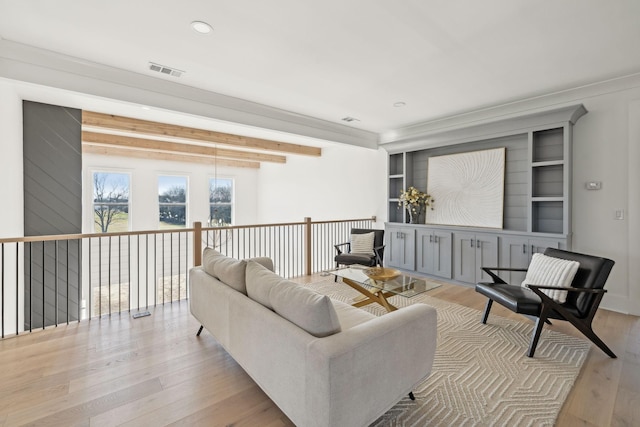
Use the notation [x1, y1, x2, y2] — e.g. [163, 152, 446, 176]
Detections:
[1, 0, 639, 135]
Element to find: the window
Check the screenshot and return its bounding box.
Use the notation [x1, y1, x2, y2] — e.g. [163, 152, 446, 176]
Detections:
[158, 175, 188, 229]
[93, 172, 130, 233]
[209, 178, 233, 225]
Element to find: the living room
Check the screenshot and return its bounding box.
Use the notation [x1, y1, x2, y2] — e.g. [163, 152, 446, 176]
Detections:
[0, 1, 639, 425]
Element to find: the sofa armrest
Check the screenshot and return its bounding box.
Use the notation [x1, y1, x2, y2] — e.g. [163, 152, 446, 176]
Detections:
[305, 303, 437, 427]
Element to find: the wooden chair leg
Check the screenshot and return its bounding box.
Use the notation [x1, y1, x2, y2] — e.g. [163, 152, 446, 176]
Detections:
[527, 316, 546, 357]
[565, 317, 617, 358]
[481, 299, 493, 324]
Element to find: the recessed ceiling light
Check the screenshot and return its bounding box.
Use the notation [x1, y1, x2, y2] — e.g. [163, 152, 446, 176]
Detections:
[393, 102, 406, 108]
[191, 21, 213, 34]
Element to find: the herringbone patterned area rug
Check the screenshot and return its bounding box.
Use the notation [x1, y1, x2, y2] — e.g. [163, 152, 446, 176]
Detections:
[303, 279, 591, 427]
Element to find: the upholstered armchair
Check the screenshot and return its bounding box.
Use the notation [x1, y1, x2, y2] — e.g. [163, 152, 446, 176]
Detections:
[334, 228, 385, 271]
[475, 248, 616, 358]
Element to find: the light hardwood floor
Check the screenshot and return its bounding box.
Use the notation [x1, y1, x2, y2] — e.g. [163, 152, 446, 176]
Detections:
[0, 276, 638, 426]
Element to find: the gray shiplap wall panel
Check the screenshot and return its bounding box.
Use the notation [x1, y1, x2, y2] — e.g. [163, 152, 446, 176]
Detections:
[410, 133, 529, 232]
[23, 101, 82, 329]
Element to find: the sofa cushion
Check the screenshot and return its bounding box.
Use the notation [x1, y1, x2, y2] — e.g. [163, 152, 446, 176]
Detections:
[246, 260, 281, 310]
[202, 248, 275, 294]
[249, 257, 274, 272]
[270, 281, 341, 338]
[332, 299, 376, 330]
[202, 248, 247, 293]
[522, 252, 580, 303]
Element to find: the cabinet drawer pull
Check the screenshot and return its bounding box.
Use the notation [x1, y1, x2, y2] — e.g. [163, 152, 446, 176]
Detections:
[430, 235, 433, 243]
[470, 239, 474, 248]
[435, 236, 439, 243]
[523, 244, 526, 254]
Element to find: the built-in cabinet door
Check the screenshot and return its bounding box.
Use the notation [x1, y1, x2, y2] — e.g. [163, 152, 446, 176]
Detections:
[453, 232, 478, 283]
[454, 232, 498, 283]
[500, 236, 531, 284]
[500, 236, 563, 284]
[433, 231, 452, 279]
[416, 229, 452, 279]
[416, 229, 434, 274]
[475, 235, 498, 282]
[386, 226, 416, 270]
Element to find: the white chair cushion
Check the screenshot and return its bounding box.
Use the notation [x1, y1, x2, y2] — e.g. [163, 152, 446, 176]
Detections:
[522, 253, 580, 303]
[350, 232, 375, 255]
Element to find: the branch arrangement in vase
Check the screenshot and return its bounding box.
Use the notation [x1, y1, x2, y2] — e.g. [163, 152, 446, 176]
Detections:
[398, 186, 434, 224]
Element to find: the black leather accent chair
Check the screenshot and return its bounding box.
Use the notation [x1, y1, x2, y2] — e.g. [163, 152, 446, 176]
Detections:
[475, 248, 616, 358]
[334, 229, 385, 270]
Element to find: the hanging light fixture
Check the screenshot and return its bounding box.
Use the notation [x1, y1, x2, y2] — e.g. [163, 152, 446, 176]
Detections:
[213, 142, 219, 226]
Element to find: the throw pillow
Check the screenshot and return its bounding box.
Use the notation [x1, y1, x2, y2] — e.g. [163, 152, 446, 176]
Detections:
[248, 256, 274, 272]
[270, 280, 341, 338]
[201, 247, 247, 294]
[350, 232, 375, 255]
[521, 253, 580, 303]
[246, 260, 281, 310]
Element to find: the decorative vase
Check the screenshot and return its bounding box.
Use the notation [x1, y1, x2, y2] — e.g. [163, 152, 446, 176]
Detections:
[407, 206, 422, 224]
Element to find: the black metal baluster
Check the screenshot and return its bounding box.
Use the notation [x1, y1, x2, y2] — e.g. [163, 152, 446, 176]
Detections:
[54, 240, 58, 327]
[77, 239, 81, 322]
[162, 233, 165, 306]
[118, 235, 121, 315]
[144, 234, 149, 308]
[108, 236, 112, 316]
[28, 242, 32, 331]
[128, 235, 131, 313]
[170, 232, 173, 304]
[15, 243, 19, 335]
[153, 234, 157, 307]
[1, 243, 4, 338]
[88, 238, 92, 319]
[98, 237, 102, 317]
[41, 241, 45, 330]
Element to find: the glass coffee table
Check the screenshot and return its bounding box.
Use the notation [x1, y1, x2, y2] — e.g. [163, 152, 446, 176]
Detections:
[327, 265, 441, 312]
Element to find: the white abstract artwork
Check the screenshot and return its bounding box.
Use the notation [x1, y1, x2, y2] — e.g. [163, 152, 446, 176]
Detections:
[426, 147, 505, 228]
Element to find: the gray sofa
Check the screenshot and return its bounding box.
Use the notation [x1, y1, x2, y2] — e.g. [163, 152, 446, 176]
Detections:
[189, 248, 438, 427]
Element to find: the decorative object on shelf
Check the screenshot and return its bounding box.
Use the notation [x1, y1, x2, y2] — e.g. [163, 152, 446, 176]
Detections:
[364, 267, 401, 282]
[398, 186, 433, 224]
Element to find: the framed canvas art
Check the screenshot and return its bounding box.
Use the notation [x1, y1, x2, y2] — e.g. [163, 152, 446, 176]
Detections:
[426, 147, 505, 228]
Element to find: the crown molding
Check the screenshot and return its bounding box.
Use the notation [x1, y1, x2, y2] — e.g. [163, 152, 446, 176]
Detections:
[0, 40, 378, 149]
[381, 72, 640, 148]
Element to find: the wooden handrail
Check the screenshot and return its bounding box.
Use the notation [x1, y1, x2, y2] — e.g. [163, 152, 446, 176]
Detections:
[0, 216, 377, 245]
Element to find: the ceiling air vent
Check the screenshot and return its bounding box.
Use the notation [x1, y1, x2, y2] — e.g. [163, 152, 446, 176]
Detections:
[148, 62, 184, 78]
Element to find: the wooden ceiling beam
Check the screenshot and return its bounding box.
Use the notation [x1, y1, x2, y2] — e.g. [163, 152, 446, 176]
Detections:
[82, 131, 285, 163]
[83, 144, 260, 169]
[82, 111, 322, 157]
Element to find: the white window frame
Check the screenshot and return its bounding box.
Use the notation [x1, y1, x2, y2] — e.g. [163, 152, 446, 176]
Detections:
[157, 175, 189, 229]
[91, 170, 132, 233]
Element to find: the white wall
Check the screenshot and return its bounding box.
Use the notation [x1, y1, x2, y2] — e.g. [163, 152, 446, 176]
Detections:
[256, 144, 388, 227]
[0, 81, 24, 238]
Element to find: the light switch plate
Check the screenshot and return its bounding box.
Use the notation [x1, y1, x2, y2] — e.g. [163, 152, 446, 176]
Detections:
[615, 209, 625, 220]
[586, 181, 602, 190]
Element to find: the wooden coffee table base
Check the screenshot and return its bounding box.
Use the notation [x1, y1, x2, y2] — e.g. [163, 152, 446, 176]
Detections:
[340, 277, 398, 312]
